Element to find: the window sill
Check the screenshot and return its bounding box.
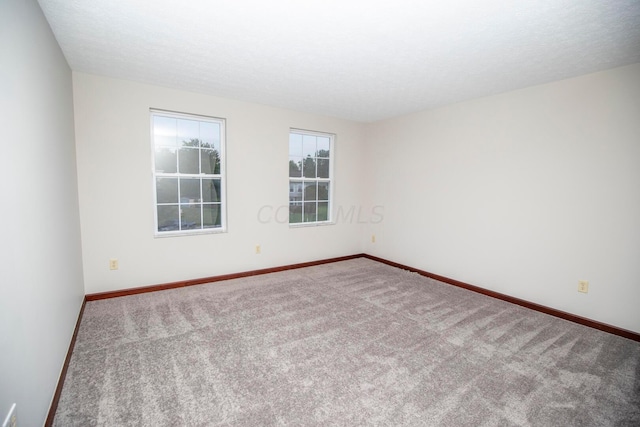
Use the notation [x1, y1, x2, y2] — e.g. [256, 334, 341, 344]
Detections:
[288, 221, 334, 228]
[154, 227, 227, 238]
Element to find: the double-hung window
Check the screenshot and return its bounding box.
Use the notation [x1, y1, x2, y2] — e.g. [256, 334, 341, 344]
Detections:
[151, 110, 225, 236]
[289, 129, 333, 225]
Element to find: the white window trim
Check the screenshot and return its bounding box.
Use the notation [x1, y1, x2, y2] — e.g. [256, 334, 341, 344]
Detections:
[289, 128, 335, 227]
[150, 109, 227, 237]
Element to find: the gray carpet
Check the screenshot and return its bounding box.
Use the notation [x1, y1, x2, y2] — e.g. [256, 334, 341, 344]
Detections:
[54, 258, 640, 426]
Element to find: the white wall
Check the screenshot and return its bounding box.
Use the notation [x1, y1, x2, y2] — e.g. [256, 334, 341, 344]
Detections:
[74, 66, 640, 332]
[364, 63, 640, 333]
[73, 73, 366, 294]
[0, 0, 85, 425]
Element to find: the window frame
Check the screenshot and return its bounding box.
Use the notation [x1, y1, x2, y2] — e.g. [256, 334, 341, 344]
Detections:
[288, 128, 335, 227]
[150, 109, 227, 237]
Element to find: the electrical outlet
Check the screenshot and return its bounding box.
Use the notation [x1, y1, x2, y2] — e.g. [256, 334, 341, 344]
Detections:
[255, 245, 261, 254]
[371, 234, 376, 243]
[109, 258, 119, 270]
[2, 403, 17, 427]
[578, 280, 589, 293]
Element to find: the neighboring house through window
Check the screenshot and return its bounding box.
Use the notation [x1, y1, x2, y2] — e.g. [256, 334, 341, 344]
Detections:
[151, 109, 226, 235]
[289, 129, 333, 224]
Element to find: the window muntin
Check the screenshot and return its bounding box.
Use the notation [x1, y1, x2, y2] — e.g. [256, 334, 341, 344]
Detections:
[151, 110, 225, 235]
[289, 129, 333, 225]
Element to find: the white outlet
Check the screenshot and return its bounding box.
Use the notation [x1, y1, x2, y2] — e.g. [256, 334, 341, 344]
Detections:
[109, 258, 119, 270]
[255, 245, 261, 254]
[2, 403, 17, 427]
[371, 234, 376, 243]
[578, 280, 589, 293]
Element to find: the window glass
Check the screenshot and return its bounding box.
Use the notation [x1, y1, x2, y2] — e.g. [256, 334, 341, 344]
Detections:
[152, 110, 225, 235]
[288, 129, 333, 225]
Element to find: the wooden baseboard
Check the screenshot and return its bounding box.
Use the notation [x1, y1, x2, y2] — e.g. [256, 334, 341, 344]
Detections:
[363, 254, 640, 342]
[85, 254, 365, 301]
[45, 297, 87, 427]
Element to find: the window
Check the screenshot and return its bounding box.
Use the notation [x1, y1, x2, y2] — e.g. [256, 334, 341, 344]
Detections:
[289, 129, 333, 225]
[151, 110, 225, 235]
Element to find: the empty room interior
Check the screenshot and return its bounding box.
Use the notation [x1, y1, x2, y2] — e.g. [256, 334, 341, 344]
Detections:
[1, 0, 639, 425]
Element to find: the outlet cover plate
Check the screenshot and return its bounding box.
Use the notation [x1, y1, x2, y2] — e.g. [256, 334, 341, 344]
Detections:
[578, 280, 589, 293]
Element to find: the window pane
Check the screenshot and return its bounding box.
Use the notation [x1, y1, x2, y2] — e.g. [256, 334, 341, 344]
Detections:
[180, 178, 200, 203]
[317, 202, 329, 221]
[289, 203, 302, 223]
[203, 204, 221, 228]
[178, 119, 200, 146]
[317, 136, 330, 155]
[317, 158, 329, 178]
[289, 178, 303, 223]
[156, 177, 178, 203]
[155, 147, 177, 173]
[178, 148, 199, 174]
[289, 133, 303, 156]
[201, 148, 220, 174]
[303, 135, 316, 157]
[200, 122, 220, 147]
[304, 182, 317, 201]
[154, 116, 177, 147]
[304, 202, 317, 222]
[289, 156, 302, 177]
[318, 182, 329, 201]
[155, 135, 177, 147]
[290, 180, 303, 203]
[157, 205, 179, 231]
[180, 204, 201, 229]
[202, 178, 220, 202]
[303, 157, 316, 178]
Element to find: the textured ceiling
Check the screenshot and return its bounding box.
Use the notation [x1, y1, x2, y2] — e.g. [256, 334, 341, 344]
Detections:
[38, 0, 640, 122]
